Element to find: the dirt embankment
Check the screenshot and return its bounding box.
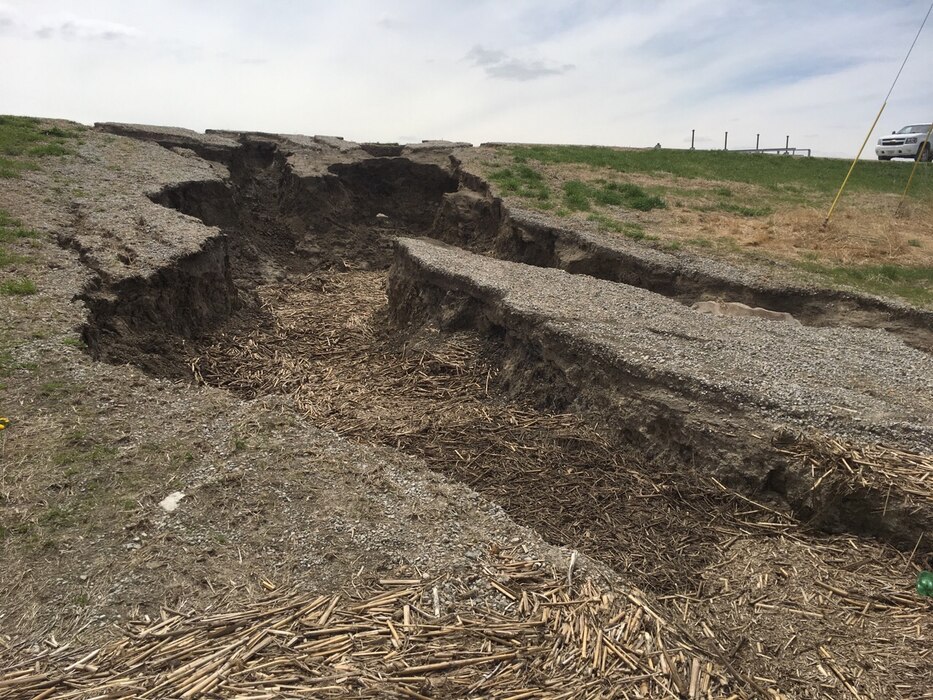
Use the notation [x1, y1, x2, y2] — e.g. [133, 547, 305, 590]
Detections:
[432, 160, 933, 353]
[29, 123, 930, 698]
[81, 126, 933, 549]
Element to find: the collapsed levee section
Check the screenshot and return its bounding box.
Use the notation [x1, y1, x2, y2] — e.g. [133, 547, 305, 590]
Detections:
[79, 230, 238, 377]
[326, 158, 459, 231]
[149, 180, 239, 230]
[434, 162, 933, 352]
[81, 130, 462, 377]
[154, 144, 460, 274]
[388, 237, 933, 547]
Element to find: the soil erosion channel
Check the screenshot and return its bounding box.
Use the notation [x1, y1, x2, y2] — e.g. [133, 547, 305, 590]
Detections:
[82, 136, 931, 695]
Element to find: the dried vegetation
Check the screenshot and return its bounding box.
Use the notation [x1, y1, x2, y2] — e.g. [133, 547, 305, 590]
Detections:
[181, 269, 932, 696]
[0, 554, 749, 699]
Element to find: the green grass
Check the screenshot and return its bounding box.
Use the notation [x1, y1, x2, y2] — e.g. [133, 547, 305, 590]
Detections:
[0, 249, 22, 268]
[0, 210, 39, 243]
[28, 143, 71, 157]
[0, 115, 78, 178]
[586, 212, 656, 241]
[39, 380, 70, 396]
[38, 505, 80, 530]
[705, 202, 774, 217]
[0, 211, 38, 269]
[53, 443, 118, 467]
[508, 145, 933, 198]
[563, 181, 591, 210]
[0, 158, 39, 178]
[487, 164, 550, 201]
[0, 349, 14, 378]
[563, 180, 665, 212]
[799, 262, 933, 306]
[0, 278, 37, 296]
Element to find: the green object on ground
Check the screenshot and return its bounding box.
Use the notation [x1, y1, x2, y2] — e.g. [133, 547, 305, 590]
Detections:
[917, 570, 933, 597]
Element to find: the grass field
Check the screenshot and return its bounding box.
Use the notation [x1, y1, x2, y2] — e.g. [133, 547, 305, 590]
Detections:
[509, 145, 933, 197]
[477, 144, 933, 306]
[0, 115, 82, 178]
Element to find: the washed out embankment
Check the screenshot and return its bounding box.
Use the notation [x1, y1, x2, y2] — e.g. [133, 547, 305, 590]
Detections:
[98, 122, 460, 274]
[152, 143, 459, 275]
[79, 127, 458, 373]
[389, 237, 933, 547]
[434, 162, 933, 353]
[79, 125, 933, 548]
[47, 124, 933, 696]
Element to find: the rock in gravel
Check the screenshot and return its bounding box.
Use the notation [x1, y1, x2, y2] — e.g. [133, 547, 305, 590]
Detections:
[158, 491, 186, 512]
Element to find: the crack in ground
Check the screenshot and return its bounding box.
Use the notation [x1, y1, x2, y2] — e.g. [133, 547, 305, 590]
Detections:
[73, 136, 933, 696]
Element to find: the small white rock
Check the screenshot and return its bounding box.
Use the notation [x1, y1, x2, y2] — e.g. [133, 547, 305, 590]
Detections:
[158, 491, 186, 512]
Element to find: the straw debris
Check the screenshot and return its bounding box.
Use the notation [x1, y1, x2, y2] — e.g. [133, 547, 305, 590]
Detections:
[0, 555, 747, 699]
[180, 270, 932, 697]
[777, 433, 933, 507]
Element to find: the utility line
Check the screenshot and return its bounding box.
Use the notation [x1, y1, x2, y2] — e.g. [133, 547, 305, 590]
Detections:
[824, 1, 933, 226]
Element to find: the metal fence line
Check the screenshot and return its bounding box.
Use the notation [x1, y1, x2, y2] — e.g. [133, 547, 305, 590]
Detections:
[685, 130, 811, 156]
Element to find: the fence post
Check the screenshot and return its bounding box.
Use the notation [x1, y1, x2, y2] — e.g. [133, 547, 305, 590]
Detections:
[724, 131, 728, 150]
[756, 134, 760, 150]
[785, 135, 790, 152]
[690, 129, 695, 150]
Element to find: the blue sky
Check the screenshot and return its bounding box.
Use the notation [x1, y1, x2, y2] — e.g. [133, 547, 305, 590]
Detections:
[1, 0, 931, 157]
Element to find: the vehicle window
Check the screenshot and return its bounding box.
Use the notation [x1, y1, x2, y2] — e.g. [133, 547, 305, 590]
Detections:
[897, 125, 932, 134]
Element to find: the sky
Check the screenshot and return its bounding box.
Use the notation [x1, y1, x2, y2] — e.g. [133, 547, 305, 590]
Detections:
[2, 0, 932, 157]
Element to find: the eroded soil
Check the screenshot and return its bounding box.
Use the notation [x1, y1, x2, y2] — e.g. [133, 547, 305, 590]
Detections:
[1, 122, 931, 698]
[187, 267, 933, 695]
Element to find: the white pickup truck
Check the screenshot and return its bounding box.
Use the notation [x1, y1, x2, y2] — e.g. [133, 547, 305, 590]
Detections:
[876, 124, 932, 161]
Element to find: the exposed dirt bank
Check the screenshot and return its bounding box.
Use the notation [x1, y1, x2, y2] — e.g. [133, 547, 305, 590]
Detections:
[81, 125, 933, 548]
[5, 122, 928, 697]
[434, 160, 933, 353]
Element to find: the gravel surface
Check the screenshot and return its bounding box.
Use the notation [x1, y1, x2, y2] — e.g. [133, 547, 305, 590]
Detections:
[395, 236, 933, 450]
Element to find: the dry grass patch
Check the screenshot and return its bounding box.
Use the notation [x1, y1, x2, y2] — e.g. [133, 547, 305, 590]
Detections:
[473, 145, 933, 304]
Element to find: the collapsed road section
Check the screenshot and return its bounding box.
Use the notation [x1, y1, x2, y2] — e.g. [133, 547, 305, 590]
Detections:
[78, 123, 933, 548]
[389, 237, 933, 545]
[36, 122, 931, 696]
[433, 169, 933, 353]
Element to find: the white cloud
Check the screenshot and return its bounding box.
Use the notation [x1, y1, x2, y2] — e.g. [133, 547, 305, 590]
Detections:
[0, 3, 138, 41]
[1, 0, 931, 157]
[33, 17, 138, 41]
[466, 45, 574, 81]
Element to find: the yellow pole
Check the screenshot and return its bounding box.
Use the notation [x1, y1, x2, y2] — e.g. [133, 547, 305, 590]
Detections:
[824, 1, 933, 227]
[895, 121, 933, 216]
[823, 102, 886, 226]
